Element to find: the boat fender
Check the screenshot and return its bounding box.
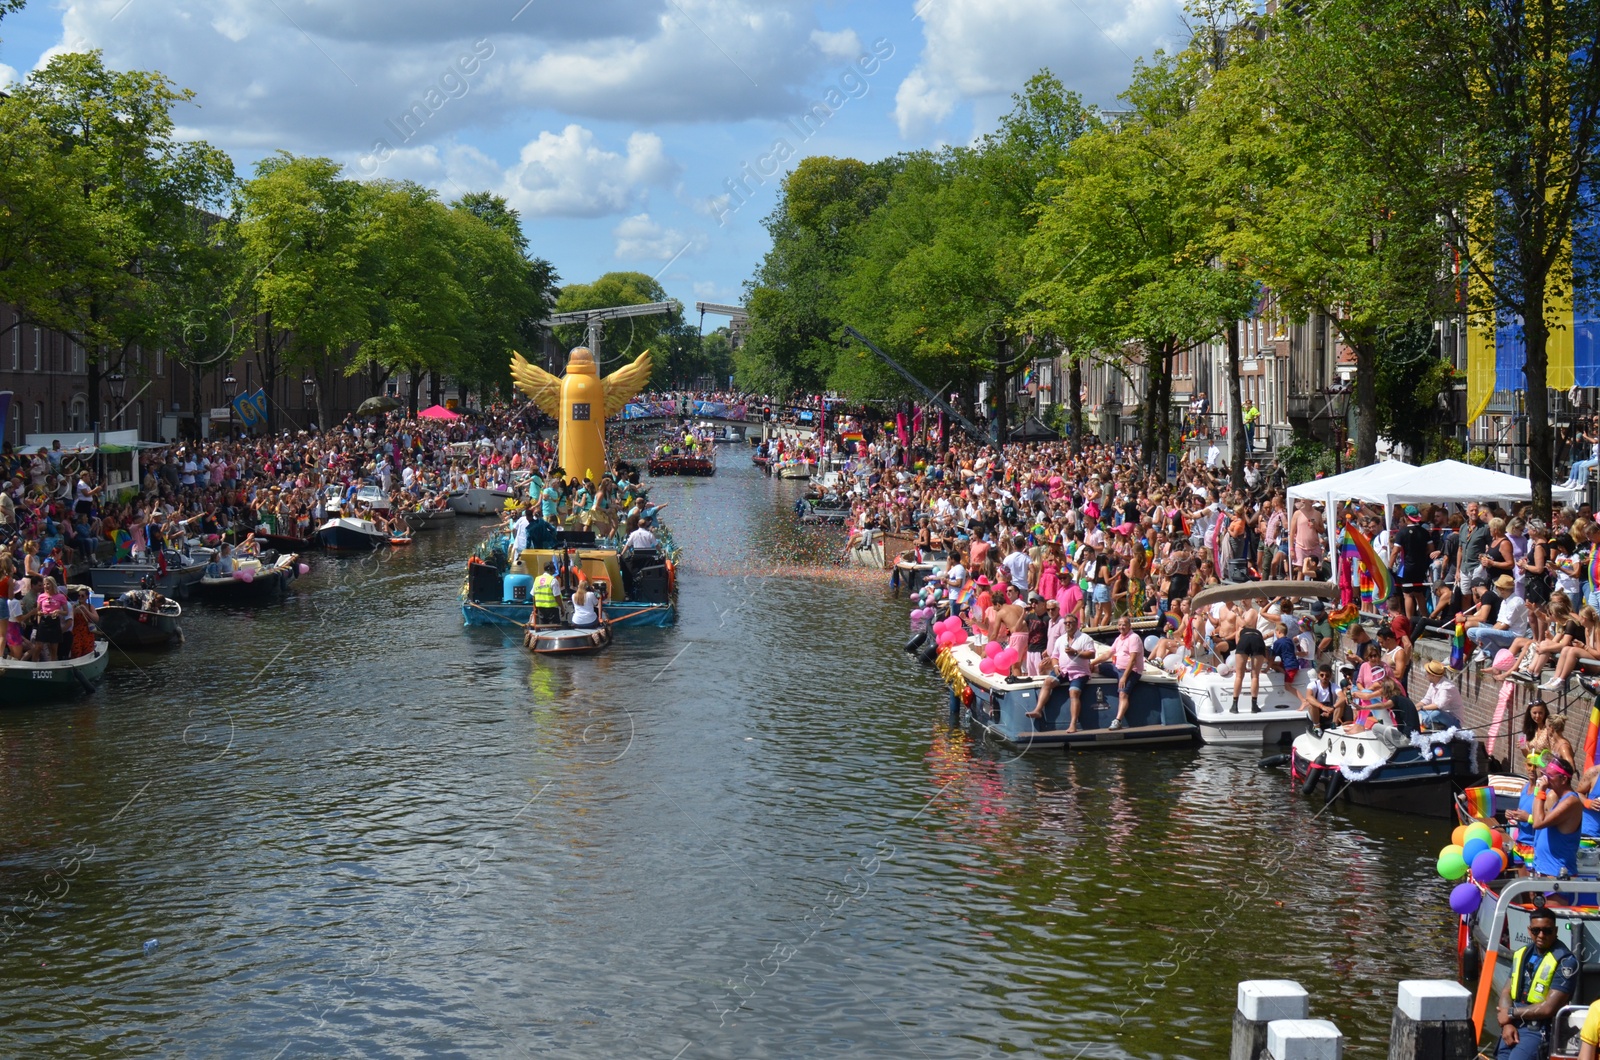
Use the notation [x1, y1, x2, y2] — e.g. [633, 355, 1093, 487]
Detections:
[917, 642, 940, 666]
[1299, 753, 1326, 795]
[1258, 753, 1288, 770]
[1323, 770, 1345, 804]
[905, 631, 928, 654]
[1459, 933, 1482, 983]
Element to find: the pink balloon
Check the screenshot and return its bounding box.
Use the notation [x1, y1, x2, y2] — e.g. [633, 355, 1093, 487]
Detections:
[297, 563, 310, 576]
[937, 632, 954, 648]
[984, 642, 1003, 659]
[951, 632, 968, 646]
[978, 659, 996, 675]
[235, 567, 255, 583]
[997, 649, 1018, 669]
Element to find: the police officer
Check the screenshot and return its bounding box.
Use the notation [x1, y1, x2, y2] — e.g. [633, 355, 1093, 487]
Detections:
[532, 562, 562, 627]
[1496, 905, 1576, 1059]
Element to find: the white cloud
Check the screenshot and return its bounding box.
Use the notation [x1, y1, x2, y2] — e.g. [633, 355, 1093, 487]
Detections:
[501, 126, 678, 219]
[810, 28, 862, 61]
[893, 0, 1185, 138]
[0, 63, 18, 88]
[612, 213, 706, 261]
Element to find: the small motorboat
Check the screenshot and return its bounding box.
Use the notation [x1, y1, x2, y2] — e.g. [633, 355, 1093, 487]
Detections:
[191, 553, 300, 602]
[97, 591, 183, 649]
[938, 642, 1199, 751]
[87, 548, 211, 600]
[447, 486, 514, 516]
[523, 623, 613, 655]
[0, 641, 111, 704]
[404, 507, 457, 532]
[315, 517, 389, 552]
[891, 548, 947, 596]
[1281, 711, 1481, 817]
[845, 529, 887, 569]
[647, 453, 715, 476]
[258, 531, 319, 553]
[752, 453, 773, 475]
[773, 458, 812, 479]
[795, 497, 852, 523]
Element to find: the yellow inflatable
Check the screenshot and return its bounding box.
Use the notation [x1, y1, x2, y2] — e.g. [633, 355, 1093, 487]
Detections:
[509, 346, 652, 484]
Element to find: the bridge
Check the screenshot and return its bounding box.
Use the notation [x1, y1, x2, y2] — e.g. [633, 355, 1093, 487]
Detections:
[612, 399, 819, 438]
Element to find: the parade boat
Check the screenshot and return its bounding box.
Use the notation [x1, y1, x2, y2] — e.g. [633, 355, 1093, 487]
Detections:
[937, 642, 1199, 751]
[1275, 706, 1481, 816]
[462, 530, 676, 629]
[845, 529, 887, 569]
[97, 592, 183, 649]
[1174, 580, 1325, 747]
[447, 485, 515, 516]
[315, 516, 388, 552]
[1456, 870, 1600, 1055]
[752, 452, 773, 475]
[795, 497, 852, 523]
[190, 553, 300, 603]
[87, 548, 211, 600]
[647, 451, 715, 476]
[258, 531, 319, 553]
[773, 457, 812, 479]
[0, 641, 112, 704]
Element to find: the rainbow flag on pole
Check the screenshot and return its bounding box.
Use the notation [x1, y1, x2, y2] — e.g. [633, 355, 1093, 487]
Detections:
[1340, 518, 1393, 604]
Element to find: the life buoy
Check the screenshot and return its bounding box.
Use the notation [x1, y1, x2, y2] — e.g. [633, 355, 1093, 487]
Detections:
[665, 559, 676, 595]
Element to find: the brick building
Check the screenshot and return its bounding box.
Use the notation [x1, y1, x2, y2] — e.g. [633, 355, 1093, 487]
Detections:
[0, 303, 383, 447]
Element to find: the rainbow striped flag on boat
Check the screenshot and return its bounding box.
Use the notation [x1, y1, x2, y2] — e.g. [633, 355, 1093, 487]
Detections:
[1460, 786, 1494, 821]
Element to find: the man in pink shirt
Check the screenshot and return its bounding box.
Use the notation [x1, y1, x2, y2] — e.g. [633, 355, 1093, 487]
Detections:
[1102, 614, 1145, 730]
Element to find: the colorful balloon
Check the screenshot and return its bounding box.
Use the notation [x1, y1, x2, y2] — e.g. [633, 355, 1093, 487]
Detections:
[1436, 845, 1468, 881]
[1451, 825, 1470, 848]
[1470, 849, 1505, 884]
[297, 563, 310, 576]
[1449, 882, 1483, 915]
[1462, 838, 1490, 864]
[1464, 823, 1495, 849]
[984, 642, 1003, 659]
[978, 659, 997, 675]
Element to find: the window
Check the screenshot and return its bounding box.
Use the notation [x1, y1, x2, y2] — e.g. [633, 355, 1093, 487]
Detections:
[69, 396, 86, 432]
[32, 402, 42, 434]
[32, 327, 41, 371]
[101, 403, 110, 429]
[71, 342, 84, 374]
[133, 401, 143, 435]
[8, 315, 16, 370]
[155, 348, 163, 376]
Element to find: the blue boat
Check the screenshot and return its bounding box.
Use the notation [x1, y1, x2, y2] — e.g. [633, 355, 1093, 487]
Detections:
[461, 530, 676, 630]
[315, 517, 388, 553]
[939, 644, 1199, 751]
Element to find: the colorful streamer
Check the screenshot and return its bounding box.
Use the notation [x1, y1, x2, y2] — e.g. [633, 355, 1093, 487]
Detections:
[1340, 518, 1394, 604]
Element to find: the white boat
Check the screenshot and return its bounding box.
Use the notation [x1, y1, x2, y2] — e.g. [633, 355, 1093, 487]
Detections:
[846, 529, 887, 569]
[315, 517, 389, 552]
[773, 458, 812, 480]
[1178, 670, 1311, 747]
[447, 486, 514, 516]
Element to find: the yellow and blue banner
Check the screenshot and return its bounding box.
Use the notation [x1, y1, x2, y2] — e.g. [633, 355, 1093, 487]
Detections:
[231, 388, 268, 430]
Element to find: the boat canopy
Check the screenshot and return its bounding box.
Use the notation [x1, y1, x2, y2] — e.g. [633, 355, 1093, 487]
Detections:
[1190, 579, 1341, 611]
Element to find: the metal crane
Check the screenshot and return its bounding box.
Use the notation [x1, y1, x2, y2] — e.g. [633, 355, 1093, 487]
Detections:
[841, 325, 986, 443]
[541, 301, 678, 363]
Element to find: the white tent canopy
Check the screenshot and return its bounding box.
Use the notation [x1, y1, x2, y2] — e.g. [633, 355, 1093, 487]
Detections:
[1377, 459, 1583, 508]
[1285, 460, 1416, 510]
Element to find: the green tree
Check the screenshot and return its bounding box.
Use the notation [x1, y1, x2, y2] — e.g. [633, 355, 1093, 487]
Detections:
[738, 156, 898, 396]
[1267, 0, 1600, 514]
[4, 51, 234, 431]
[235, 153, 372, 429]
[450, 191, 559, 400]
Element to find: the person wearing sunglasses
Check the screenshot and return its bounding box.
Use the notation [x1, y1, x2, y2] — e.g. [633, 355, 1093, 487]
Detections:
[1496, 906, 1575, 1059]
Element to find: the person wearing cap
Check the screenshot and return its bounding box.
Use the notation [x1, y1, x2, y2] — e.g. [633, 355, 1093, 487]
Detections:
[1466, 574, 1531, 662]
[1416, 659, 1464, 730]
[1299, 662, 1339, 731]
[1495, 904, 1576, 1059]
[1390, 504, 1436, 619]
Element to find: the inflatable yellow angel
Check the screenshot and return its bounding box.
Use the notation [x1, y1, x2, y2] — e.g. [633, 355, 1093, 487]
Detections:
[510, 347, 652, 483]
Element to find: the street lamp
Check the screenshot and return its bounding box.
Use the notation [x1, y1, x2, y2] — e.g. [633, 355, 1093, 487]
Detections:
[106, 370, 126, 418]
[302, 375, 316, 402]
[223, 373, 237, 400]
[1325, 384, 1352, 474]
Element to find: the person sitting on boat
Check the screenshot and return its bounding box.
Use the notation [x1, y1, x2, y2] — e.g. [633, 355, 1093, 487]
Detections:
[1299, 663, 1338, 732]
[1099, 614, 1145, 730]
[1023, 592, 1050, 676]
[570, 576, 603, 630]
[532, 562, 562, 627]
[1416, 659, 1465, 731]
[207, 543, 238, 580]
[1375, 625, 1411, 688]
[1030, 612, 1099, 731]
[623, 516, 658, 553]
[1495, 905, 1575, 1059]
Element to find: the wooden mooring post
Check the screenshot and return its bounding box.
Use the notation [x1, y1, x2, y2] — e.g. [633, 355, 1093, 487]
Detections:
[1232, 980, 1477, 1060]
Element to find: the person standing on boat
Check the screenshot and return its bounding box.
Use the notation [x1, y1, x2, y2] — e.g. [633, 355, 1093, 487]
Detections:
[1495, 905, 1575, 1059]
[532, 563, 561, 627]
[1509, 754, 1584, 884]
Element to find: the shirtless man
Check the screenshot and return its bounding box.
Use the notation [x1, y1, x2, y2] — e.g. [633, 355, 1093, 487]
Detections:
[987, 585, 1028, 678]
[1231, 596, 1271, 712]
[1290, 500, 1325, 580]
[1210, 601, 1243, 664]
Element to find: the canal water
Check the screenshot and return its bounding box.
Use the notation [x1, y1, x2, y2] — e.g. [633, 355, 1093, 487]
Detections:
[0, 458, 1455, 1058]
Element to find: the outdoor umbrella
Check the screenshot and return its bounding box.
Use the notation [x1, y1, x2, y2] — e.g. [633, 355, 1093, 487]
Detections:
[418, 404, 461, 420]
[357, 396, 402, 415]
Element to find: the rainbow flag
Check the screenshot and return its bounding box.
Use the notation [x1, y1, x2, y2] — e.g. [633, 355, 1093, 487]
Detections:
[1449, 621, 1467, 670]
[1460, 787, 1494, 820]
[1589, 546, 1600, 594]
[1586, 693, 1600, 770]
[1340, 519, 1394, 604]
[1329, 604, 1362, 632]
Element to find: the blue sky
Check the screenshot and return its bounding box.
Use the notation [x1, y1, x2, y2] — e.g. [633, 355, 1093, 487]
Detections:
[0, 0, 1189, 320]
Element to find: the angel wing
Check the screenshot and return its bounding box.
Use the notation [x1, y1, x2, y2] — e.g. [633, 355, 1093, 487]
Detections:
[509, 351, 561, 416]
[602, 349, 654, 415]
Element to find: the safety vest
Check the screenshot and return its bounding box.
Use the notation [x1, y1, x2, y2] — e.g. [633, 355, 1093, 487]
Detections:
[532, 573, 560, 609]
[1510, 945, 1562, 1004]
